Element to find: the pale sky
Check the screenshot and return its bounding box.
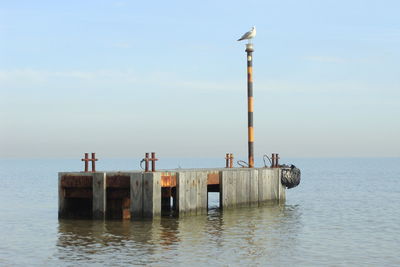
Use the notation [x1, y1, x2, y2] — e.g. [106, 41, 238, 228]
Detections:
[1, 0, 399, 158]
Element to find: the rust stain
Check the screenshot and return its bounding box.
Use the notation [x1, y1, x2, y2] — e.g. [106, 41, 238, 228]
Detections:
[122, 209, 131, 220]
[61, 175, 92, 188]
[161, 175, 176, 187]
[107, 189, 130, 199]
[207, 173, 220, 185]
[107, 175, 130, 188]
[64, 188, 92, 198]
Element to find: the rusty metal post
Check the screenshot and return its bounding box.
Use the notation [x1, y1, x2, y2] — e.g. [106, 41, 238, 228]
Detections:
[145, 153, 149, 172]
[229, 153, 234, 168]
[225, 153, 230, 168]
[275, 153, 279, 167]
[151, 152, 158, 172]
[271, 153, 276, 168]
[246, 43, 255, 168]
[91, 153, 98, 172]
[82, 153, 89, 172]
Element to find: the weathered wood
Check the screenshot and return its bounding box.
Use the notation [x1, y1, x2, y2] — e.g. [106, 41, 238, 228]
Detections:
[92, 172, 106, 219]
[130, 173, 143, 219]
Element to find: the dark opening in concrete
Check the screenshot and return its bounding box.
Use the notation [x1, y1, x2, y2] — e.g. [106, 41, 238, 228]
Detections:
[207, 184, 220, 210]
[106, 188, 130, 220]
[62, 198, 92, 219]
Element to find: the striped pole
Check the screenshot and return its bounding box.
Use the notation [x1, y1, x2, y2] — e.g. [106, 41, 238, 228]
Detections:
[246, 43, 254, 168]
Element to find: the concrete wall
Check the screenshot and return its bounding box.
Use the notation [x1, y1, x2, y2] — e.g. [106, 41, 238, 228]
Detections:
[176, 171, 208, 216]
[59, 167, 285, 220]
[92, 172, 106, 219]
[220, 168, 284, 209]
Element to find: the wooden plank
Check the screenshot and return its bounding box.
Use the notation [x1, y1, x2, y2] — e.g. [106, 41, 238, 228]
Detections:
[130, 173, 143, 219]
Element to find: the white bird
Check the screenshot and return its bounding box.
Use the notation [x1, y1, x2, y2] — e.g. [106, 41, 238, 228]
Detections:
[237, 26, 256, 42]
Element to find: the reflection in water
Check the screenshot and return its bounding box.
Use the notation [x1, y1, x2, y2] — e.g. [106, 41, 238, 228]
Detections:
[56, 204, 301, 266]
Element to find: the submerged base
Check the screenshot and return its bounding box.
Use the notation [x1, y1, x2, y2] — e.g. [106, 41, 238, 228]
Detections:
[59, 167, 287, 220]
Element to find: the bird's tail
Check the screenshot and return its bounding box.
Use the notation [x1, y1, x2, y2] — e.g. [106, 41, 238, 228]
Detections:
[237, 38, 243, 41]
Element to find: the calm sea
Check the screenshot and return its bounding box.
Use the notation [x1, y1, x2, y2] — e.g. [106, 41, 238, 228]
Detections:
[0, 158, 399, 266]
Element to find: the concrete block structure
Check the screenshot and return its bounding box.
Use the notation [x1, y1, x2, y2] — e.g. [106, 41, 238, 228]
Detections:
[58, 167, 287, 220]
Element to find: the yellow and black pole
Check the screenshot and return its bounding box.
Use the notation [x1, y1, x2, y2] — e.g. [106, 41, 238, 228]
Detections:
[246, 43, 254, 168]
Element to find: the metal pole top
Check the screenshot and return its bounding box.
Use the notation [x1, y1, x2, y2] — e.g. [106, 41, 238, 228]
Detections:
[245, 43, 254, 52]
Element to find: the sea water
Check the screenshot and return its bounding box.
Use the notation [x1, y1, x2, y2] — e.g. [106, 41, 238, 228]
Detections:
[0, 158, 399, 266]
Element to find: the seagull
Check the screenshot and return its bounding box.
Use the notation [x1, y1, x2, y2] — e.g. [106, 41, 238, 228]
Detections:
[237, 26, 256, 42]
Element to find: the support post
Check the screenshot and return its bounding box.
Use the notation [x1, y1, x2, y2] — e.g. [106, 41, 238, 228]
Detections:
[142, 172, 161, 218]
[58, 173, 66, 218]
[130, 172, 143, 219]
[246, 43, 255, 168]
[92, 172, 106, 219]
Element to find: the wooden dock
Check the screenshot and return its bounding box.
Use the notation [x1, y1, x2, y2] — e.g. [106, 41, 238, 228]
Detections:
[58, 168, 286, 220]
